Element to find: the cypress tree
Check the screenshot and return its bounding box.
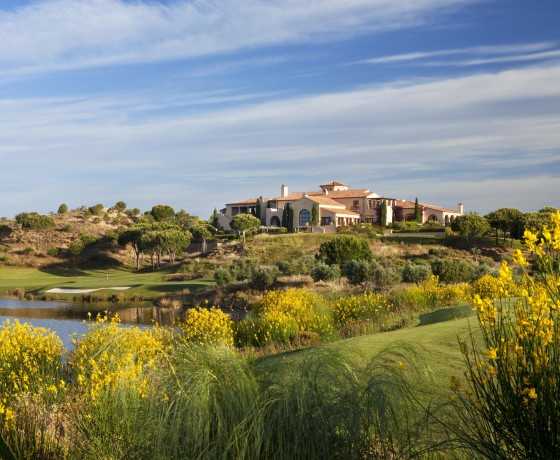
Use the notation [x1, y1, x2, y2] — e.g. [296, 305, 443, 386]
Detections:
[381, 200, 387, 228]
[311, 203, 319, 225]
[414, 197, 421, 223]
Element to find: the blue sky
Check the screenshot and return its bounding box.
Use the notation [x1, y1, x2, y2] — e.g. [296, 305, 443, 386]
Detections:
[1, 0, 559, 219]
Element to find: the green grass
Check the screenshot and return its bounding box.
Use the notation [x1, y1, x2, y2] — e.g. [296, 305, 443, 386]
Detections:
[246, 233, 339, 265]
[261, 306, 481, 404]
[0, 267, 215, 299]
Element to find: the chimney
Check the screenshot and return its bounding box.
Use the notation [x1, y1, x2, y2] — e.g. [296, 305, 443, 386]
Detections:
[281, 184, 288, 198]
[457, 203, 463, 214]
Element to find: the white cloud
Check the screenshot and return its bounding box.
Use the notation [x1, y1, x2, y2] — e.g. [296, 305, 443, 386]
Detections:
[0, 0, 475, 75]
[1, 60, 559, 217]
[361, 41, 559, 65]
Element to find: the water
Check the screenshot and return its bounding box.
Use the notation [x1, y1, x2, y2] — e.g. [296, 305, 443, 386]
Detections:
[0, 297, 181, 350]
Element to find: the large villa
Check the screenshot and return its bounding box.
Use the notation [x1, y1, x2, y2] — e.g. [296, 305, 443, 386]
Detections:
[218, 181, 463, 233]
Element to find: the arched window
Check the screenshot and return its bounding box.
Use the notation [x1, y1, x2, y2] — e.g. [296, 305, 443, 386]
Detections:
[299, 209, 310, 227]
[270, 216, 281, 227]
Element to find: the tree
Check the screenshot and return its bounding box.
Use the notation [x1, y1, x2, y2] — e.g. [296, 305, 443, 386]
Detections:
[255, 198, 265, 225]
[230, 214, 260, 243]
[150, 204, 175, 223]
[316, 235, 372, 266]
[485, 208, 523, 246]
[118, 226, 147, 270]
[57, 203, 68, 214]
[451, 212, 490, 247]
[414, 198, 421, 223]
[210, 208, 220, 229]
[282, 203, 294, 232]
[15, 212, 55, 250]
[311, 203, 319, 226]
[191, 224, 214, 254]
[380, 200, 387, 228]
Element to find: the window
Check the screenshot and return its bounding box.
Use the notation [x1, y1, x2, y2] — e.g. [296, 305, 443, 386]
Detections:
[352, 200, 359, 211]
[299, 209, 310, 227]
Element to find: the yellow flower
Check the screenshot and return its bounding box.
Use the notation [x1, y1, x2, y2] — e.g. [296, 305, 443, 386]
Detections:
[486, 348, 499, 360]
[527, 388, 537, 400]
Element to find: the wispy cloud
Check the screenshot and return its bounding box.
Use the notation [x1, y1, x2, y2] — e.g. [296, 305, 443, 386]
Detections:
[362, 41, 559, 66]
[0, 0, 476, 75]
[1, 61, 559, 216]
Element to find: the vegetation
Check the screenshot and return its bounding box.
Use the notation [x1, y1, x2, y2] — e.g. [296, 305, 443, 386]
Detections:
[316, 235, 372, 266]
[451, 212, 491, 247]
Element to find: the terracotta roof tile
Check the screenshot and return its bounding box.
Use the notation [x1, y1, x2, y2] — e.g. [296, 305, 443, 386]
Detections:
[321, 207, 360, 216]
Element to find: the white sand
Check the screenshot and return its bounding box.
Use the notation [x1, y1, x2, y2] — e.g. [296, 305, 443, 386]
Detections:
[46, 287, 131, 294]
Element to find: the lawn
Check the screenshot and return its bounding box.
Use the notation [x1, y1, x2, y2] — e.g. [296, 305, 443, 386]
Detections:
[0, 266, 215, 298]
[260, 305, 481, 405]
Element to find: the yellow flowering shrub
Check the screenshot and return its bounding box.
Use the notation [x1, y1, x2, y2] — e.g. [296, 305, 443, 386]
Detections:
[389, 275, 469, 313]
[455, 210, 560, 458]
[180, 307, 234, 347]
[0, 320, 65, 403]
[332, 292, 392, 328]
[68, 314, 167, 400]
[0, 319, 65, 443]
[238, 289, 333, 346]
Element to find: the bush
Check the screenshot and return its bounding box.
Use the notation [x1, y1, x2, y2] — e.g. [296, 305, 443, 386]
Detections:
[250, 266, 278, 291]
[180, 307, 234, 347]
[237, 289, 333, 346]
[452, 213, 560, 458]
[88, 203, 104, 216]
[332, 292, 392, 329]
[277, 255, 315, 276]
[342, 259, 370, 285]
[23, 246, 34, 255]
[47, 247, 59, 257]
[316, 235, 372, 266]
[214, 267, 233, 287]
[230, 257, 259, 281]
[311, 262, 341, 282]
[57, 203, 68, 214]
[430, 258, 475, 283]
[402, 262, 432, 284]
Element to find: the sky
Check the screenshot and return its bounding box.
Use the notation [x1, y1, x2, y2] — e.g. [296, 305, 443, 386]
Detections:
[1, 0, 559, 219]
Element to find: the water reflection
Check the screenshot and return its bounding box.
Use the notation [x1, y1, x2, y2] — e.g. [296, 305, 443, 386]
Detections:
[0, 297, 182, 350]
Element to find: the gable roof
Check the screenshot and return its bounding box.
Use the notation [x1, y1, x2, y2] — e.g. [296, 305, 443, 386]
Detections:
[305, 195, 347, 207]
[320, 181, 349, 187]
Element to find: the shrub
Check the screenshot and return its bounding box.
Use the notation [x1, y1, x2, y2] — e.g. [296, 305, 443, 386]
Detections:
[389, 275, 469, 313]
[316, 235, 372, 266]
[332, 292, 392, 329]
[57, 203, 68, 214]
[23, 246, 34, 255]
[47, 247, 59, 257]
[230, 257, 259, 281]
[0, 320, 64, 403]
[402, 262, 432, 284]
[369, 260, 402, 290]
[180, 307, 234, 347]
[342, 259, 370, 285]
[277, 255, 315, 276]
[88, 203, 104, 216]
[68, 314, 166, 401]
[214, 267, 233, 287]
[452, 212, 560, 458]
[237, 289, 333, 346]
[311, 262, 341, 282]
[251, 266, 278, 291]
[430, 258, 476, 283]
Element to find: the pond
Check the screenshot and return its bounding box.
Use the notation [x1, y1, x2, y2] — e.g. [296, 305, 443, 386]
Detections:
[0, 297, 182, 350]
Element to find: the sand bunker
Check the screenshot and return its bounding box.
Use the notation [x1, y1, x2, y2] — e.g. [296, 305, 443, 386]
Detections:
[46, 287, 132, 294]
